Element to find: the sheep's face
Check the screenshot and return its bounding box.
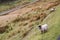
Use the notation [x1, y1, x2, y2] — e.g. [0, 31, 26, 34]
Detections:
[38, 25, 41, 29]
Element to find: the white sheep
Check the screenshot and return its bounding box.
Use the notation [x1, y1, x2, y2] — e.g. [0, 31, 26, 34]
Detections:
[38, 24, 48, 34]
[50, 8, 56, 13]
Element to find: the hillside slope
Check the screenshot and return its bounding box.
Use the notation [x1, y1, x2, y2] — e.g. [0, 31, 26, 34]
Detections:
[0, 0, 60, 40]
[22, 5, 60, 40]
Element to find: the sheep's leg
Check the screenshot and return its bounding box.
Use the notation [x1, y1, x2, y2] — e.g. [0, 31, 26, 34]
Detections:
[41, 30, 44, 34]
[44, 30, 47, 33]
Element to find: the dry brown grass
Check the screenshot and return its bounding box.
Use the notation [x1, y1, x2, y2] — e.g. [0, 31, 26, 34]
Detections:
[42, 0, 60, 10]
[0, 0, 60, 40]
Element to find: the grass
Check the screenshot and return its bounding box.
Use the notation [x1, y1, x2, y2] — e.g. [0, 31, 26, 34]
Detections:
[41, 5, 60, 40]
[0, 7, 42, 40]
[0, 0, 59, 40]
[0, 0, 57, 12]
[0, 0, 35, 12]
[23, 4, 60, 40]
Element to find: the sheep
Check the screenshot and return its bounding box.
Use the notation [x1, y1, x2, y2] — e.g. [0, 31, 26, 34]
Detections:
[38, 24, 48, 34]
[50, 8, 56, 13]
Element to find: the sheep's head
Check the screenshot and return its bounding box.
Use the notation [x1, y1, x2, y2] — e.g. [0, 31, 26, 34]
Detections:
[38, 25, 41, 29]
